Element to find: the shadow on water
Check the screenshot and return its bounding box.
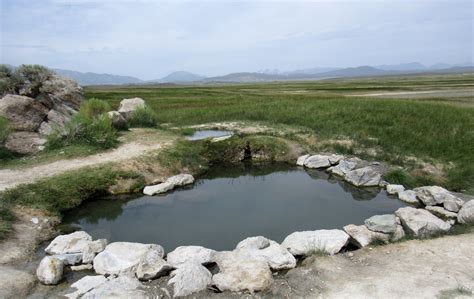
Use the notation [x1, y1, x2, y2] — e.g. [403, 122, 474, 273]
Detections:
[62, 163, 406, 252]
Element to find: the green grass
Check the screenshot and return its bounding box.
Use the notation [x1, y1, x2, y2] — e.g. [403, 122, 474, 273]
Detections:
[86, 74, 474, 193]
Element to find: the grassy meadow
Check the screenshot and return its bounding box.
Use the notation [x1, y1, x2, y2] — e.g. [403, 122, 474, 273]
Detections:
[86, 74, 474, 193]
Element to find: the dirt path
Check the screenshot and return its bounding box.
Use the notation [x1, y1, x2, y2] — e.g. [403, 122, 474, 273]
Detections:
[269, 233, 474, 299]
[0, 130, 174, 192]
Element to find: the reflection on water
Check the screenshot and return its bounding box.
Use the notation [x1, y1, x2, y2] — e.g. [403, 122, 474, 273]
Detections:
[186, 130, 233, 141]
[63, 164, 405, 252]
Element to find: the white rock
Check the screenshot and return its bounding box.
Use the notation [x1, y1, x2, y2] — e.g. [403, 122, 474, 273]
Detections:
[327, 158, 360, 177]
[136, 249, 173, 281]
[45, 231, 92, 255]
[70, 264, 93, 271]
[281, 229, 349, 256]
[143, 181, 174, 195]
[235, 236, 296, 270]
[36, 256, 64, 285]
[212, 251, 273, 293]
[166, 174, 195, 187]
[166, 246, 215, 268]
[398, 190, 419, 204]
[303, 155, 331, 169]
[118, 97, 145, 119]
[457, 200, 474, 224]
[82, 239, 108, 264]
[168, 262, 212, 297]
[31, 217, 39, 224]
[392, 224, 406, 242]
[343, 224, 390, 248]
[364, 214, 397, 234]
[55, 253, 83, 265]
[344, 166, 381, 187]
[296, 154, 310, 166]
[93, 242, 164, 276]
[328, 154, 344, 165]
[395, 207, 451, 238]
[65, 275, 108, 299]
[386, 184, 405, 195]
[425, 206, 458, 220]
[81, 276, 145, 299]
[443, 198, 464, 212]
[414, 186, 460, 206]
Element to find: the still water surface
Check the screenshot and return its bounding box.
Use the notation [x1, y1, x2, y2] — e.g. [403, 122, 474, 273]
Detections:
[63, 164, 405, 251]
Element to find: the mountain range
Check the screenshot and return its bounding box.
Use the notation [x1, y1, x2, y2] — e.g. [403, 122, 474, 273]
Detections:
[4, 63, 472, 85]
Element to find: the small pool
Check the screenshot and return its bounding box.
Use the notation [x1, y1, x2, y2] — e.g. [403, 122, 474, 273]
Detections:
[186, 130, 233, 141]
[63, 164, 405, 252]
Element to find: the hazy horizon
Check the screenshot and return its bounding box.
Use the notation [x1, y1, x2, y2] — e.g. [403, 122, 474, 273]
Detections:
[1, 0, 473, 80]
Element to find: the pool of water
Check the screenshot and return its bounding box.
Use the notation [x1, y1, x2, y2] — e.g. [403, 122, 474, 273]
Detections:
[63, 164, 405, 252]
[186, 130, 233, 141]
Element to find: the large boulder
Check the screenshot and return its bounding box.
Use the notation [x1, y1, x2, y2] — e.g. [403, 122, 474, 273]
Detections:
[212, 251, 273, 293]
[386, 184, 405, 195]
[281, 229, 349, 256]
[296, 154, 310, 166]
[425, 206, 457, 220]
[343, 224, 390, 248]
[45, 231, 93, 255]
[327, 157, 361, 177]
[235, 236, 296, 270]
[0, 94, 49, 131]
[395, 207, 451, 238]
[5, 131, 46, 154]
[118, 97, 145, 119]
[136, 249, 173, 281]
[40, 74, 84, 110]
[143, 181, 174, 195]
[414, 186, 462, 206]
[303, 155, 331, 169]
[93, 242, 164, 276]
[168, 262, 212, 297]
[107, 111, 127, 129]
[166, 246, 215, 268]
[364, 214, 397, 234]
[398, 190, 419, 204]
[344, 166, 381, 187]
[36, 256, 64, 285]
[82, 239, 108, 264]
[166, 174, 195, 187]
[457, 200, 474, 224]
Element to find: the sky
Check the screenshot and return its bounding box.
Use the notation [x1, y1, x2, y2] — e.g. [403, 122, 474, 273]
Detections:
[0, 0, 473, 80]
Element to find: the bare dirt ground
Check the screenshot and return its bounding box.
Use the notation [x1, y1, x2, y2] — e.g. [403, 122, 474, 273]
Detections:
[0, 129, 175, 192]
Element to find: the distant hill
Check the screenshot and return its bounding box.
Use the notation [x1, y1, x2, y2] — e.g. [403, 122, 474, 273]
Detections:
[53, 69, 143, 85]
[156, 71, 205, 83]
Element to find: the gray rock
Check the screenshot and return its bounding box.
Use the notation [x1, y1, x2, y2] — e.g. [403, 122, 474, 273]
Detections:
[212, 251, 273, 293]
[344, 166, 381, 187]
[168, 262, 212, 297]
[0, 94, 49, 131]
[386, 184, 405, 195]
[343, 224, 390, 248]
[5, 131, 47, 154]
[235, 236, 296, 270]
[107, 111, 127, 129]
[281, 229, 349, 256]
[70, 264, 93, 271]
[328, 154, 344, 165]
[395, 207, 451, 238]
[398, 190, 419, 204]
[443, 198, 464, 212]
[93, 242, 164, 276]
[36, 256, 64, 285]
[392, 224, 406, 241]
[40, 74, 84, 110]
[414, 186, 461, 206]
[82, 239, 108, 264]
[303, 155, 331, 169]
[45, 231, 93, 255]
[425, 206, 458, 220]
[166, 245, 215, 268]
[166, 174, 195, 187]
[296, 154, 310, 166]
[136, 248, 173, 281]
[118, 97, 145, 119]
[143, 174, 195, 195]
[457, 200, 474, 224]
[143, 181, 174, 195]
[364, 214, 397, 234]
[328, 158, 360, 177]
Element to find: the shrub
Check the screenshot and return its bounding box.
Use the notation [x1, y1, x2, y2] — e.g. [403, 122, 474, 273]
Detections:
[0, 65, 16, 96]
[14, 64, 53, 97]
[128, 106, 158, 128]
[0, 116, 10, 144]
[79, 98, 111, 119]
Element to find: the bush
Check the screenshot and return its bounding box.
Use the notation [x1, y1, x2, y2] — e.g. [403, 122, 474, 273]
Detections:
[128, 106, 158, 128]
[14, 64, 53, 97]
[0, 116, 10, 144]
[79, 98, 111, 119]
[0, 65, 16, 96]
